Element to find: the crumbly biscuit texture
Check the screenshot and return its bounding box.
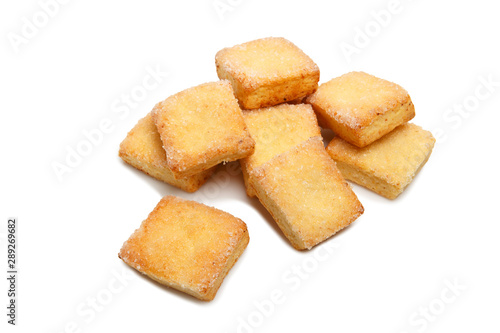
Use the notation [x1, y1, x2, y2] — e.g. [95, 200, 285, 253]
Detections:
[119, 196, 249, 301]
[307, 71, 415, 147]
[250, 137, 364, 250]
[216, 37, 320, 109]
[152, 80, 255, 178]
[240, 103, 321, 197]
[327, 123, 435, 199]
[119, 113, 215, 192]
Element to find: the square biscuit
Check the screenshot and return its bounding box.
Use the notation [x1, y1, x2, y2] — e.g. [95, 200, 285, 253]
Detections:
[307, 71, 415, 147]
[326, 123, 436, 199]
[216, 37, 320, 109]
[250, 137, 364, 250]
[119, 113, 216, 193]
[240, 103, 321, 197]
[152, 80, 255, 179]
[118, 196, 249, 301]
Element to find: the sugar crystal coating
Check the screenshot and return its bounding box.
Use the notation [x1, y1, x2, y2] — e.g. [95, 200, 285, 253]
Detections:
[307, 71, 415, 147]
[118, 196, 249, 301]
[152, 80, 255, 178]
[250, 137, 364, 250]
[216, 37, 320, 109]
[326, 123, 436, 199]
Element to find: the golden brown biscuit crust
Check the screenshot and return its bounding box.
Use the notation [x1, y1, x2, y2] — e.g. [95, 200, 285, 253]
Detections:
[250, 137, 364, 250]
[326, 123, 436, 199]
[152, 80, 255, 178]
[118, 196, 249, 301]
[119, 113, 215, 192]
[307, 71, 415, 147]
[216, 37, 320, 109]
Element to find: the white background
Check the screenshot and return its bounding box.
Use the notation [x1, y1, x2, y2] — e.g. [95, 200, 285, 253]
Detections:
[1, 0, 499, 332]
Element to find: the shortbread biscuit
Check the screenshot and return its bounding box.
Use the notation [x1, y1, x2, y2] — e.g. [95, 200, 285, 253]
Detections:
[119, 113, 215, 192]
[216, 37, 320, 109]
[307, 71, 415, 147]
[250, 137, 364, 250]
[240, 103, 321, 197]
[326, 123, 435, 199]
[119, 196, 249, 301]
[152, 80, 255, 179]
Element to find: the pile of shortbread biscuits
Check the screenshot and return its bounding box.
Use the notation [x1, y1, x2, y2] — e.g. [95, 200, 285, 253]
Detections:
[118, 37, 436, 301]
